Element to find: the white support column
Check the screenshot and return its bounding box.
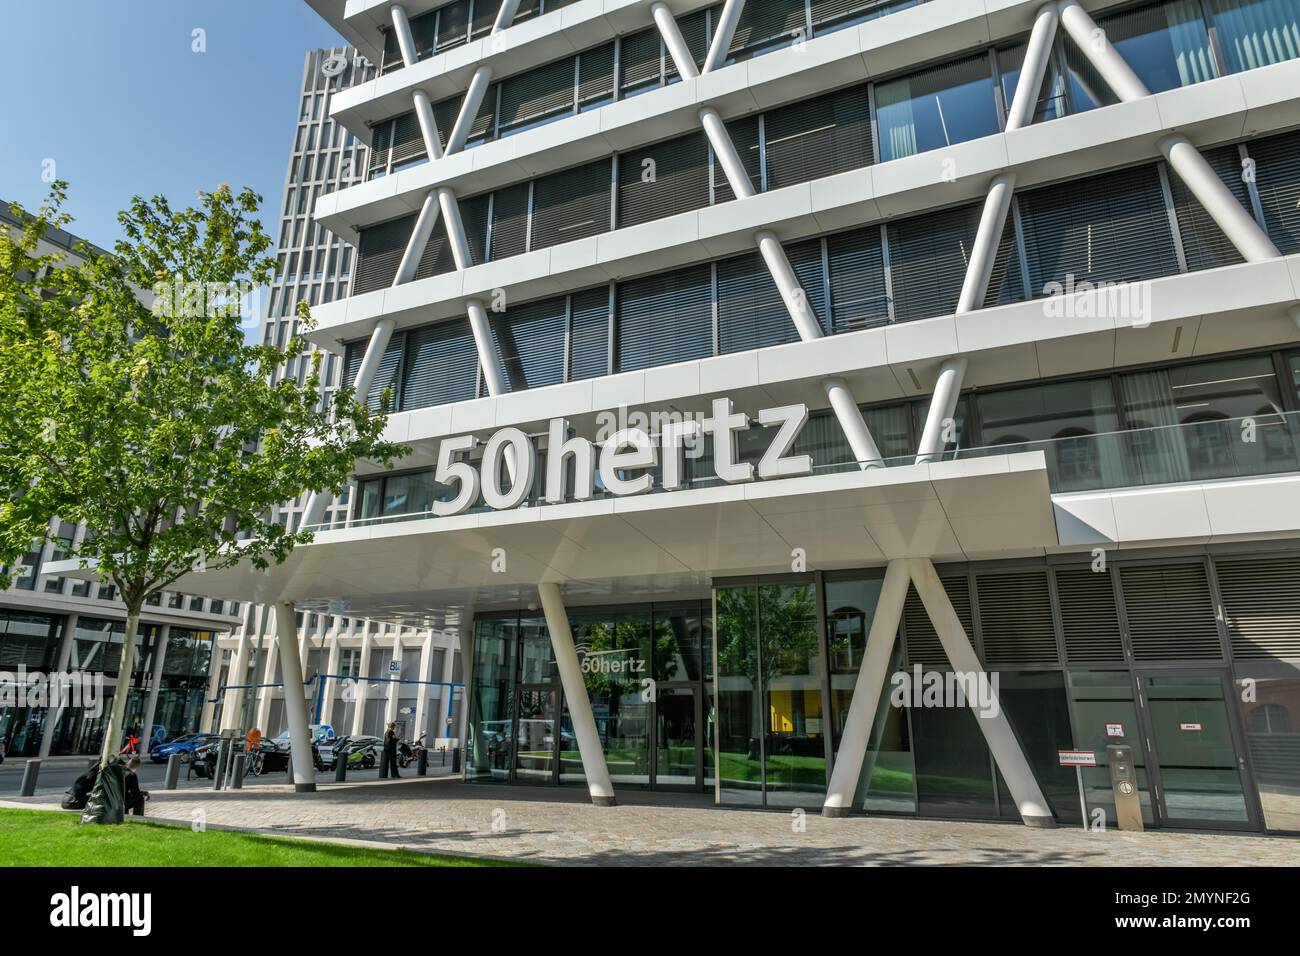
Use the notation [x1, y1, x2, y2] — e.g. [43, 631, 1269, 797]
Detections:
[1160, 135, 1280, 261]
[703, 0, 745, 72]
[393, 190, 443, 285]
[915, 356, 967, 463]
[384, 630, 404, 726]
[1007, 4, 1060, 132]
[220, 611, 259, 732]
[1056, 0, 1148, 103]
[438, 188, 473, 270]
[141, 624, 170, 754]
[451, 612, 473, 748]
[537, 582, 616, 806]
[351, 627, 373, 736]
[906, 558, 1054, 827]
[302, 318, 397, 527]
[200, 643, 223, 733]
[446, 67, 494, 156]
[823, 378, 884, 467]
[492, 0, 522, 32]
[319, 629, 342, 726]
[1057, 0, 1278, 261]
[413, 630, 434, 744]
[823, 561, 910, 816]
[38, 612, 78, 758]
[756, 230, 821, 340]
[412, 90, 445, 161]
[957, 173, 1018, 314]
[653, 2, 700, 80]
[389, 4, 419, 68]
[467, 298, 508, 396]
[254, 635, 279, 732]
[700, 107, 753, 199]
[274, 603, 317, 792]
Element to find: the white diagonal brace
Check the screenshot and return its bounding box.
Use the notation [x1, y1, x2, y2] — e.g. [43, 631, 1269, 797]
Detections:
[915, 356, 966, 464]
[704, 0, 745, 73]
[907, 558, 1055, 827]
[390, 4, 419, 68]
[823, 560, 910, 816]
[412, 90, 444, 161]
[1056, 0, 1279, 261]
[394, 190, 443, 285]
[654, 2, 699, 79]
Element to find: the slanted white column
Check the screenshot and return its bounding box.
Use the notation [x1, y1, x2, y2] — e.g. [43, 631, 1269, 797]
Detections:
[438, 188, 473, 269]
[446, 67, 494, 155]
[756, 231, 821, 340]
[274, 603, 317, 792]
[38, 612, 78, 758]
[412, 90, 445, 161]
[492, 0, 522, 32]
[389, 4, 419, 68]
[254, 635, 280, 732]
[957, 173, 1018, 314]
[220, 609, 261, 731]
[823, 561, 910, 816]
[393, 190, 443, 285]
[351, 626, 373, 736]
[703, 0, 745, 72]
[301, 318, 397, 528]
[915, 357, 967, 463]
[141, 624, 170, 754]
[384, 630, 404, 726]
[700, 107, 754, 199]
[653, 2, 700, 79]
[537, 582, 616, 806]
[1160, 136, 1279, 261]
[1007, 4, 1060, 132]
[823, 378, 884, 467]
[467, 298, 507, 396]
[906, 559, 1054, 827]
[1057, 0, 1279, 261]
[200, 642, 223, 733]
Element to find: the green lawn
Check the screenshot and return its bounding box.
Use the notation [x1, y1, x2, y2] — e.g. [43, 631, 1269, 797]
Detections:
[0, 809, 515, 867]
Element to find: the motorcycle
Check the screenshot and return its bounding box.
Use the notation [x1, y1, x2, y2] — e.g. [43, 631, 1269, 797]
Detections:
[396, 733, 426, 769]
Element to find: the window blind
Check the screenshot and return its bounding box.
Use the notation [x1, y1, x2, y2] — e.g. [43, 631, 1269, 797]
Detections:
[436, 0, 471, 50]
[389, 111, 425, 167]
[413, 216, 456, 280]
[1169, 145, 1251, 272]
[827, 226, 889, 331]
[530, 160, 612, 249]
[460, 193, 492, 266]
[886, 203, 984, 323]
[488, 182, 531, 259]
[616, 264, 714, 371]
[498, 56, 576, 133]
[1250, 130, 1300, 254]
[764, 85, 872, 188]
[353, 215, 415, 293]
[619, 28, 663, 96]
[401, 319, 480, 409]
[490, 296, 568, 391]
[618, 131, 710, 228]
[713, 115, 761, 203]
[568, 286, 611, 380]
[577, 43, 616, 108]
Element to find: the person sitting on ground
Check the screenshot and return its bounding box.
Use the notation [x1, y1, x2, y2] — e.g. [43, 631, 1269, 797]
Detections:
[124, 756, 150, 816]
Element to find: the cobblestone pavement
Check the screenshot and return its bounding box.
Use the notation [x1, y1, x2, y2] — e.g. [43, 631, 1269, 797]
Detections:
[6, 777, 1297, 866]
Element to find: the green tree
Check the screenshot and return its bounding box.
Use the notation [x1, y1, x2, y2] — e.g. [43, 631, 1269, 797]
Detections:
[0, 184, 405, 764]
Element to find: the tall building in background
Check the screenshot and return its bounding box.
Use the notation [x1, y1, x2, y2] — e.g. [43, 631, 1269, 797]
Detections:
[212, 47, 465, 746]
[166, 0, 1300, 832]
[0, 207, 241, 759]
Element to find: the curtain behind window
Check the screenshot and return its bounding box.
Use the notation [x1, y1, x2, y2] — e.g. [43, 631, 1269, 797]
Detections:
[1209, 0, 1300, 72]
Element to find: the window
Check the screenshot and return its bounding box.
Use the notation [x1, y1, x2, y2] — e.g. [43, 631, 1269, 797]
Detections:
[827, 227, 889, 331]
[875, 54, 1001, 163]
[1208, 0, 1300, 73]
[567, 286, 611, 380]
[616, 265, 713, 371]
[401, 318, 480, 409]
[763, 85, 872, 187]
[490, 297, 567, 390]
[353, 216, 414, 293]
[1169, 144, 1253, 271]
[529, 160, 611, 249]
[617, 131, 710, 228]
[1251, 130, 1300, 254]
[717, 240, 826, 353]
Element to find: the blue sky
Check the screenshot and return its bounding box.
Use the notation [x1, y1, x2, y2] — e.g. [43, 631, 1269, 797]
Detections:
[1, 1, 344, 250]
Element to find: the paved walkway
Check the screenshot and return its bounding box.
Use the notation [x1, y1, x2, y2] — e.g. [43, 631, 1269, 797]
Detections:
[5, 777, 1296, 866]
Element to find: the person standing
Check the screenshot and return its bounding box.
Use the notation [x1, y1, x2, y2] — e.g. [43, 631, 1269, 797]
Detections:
[383, 722, 401, 778]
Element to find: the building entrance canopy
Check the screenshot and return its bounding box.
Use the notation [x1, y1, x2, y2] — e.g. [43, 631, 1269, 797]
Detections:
[48, 452, 1057, 623]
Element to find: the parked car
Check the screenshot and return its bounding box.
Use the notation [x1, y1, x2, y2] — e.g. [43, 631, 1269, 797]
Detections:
[191, 738, 223, 779]
[150, 733, 218, 764]
[318, 734, 382, 770]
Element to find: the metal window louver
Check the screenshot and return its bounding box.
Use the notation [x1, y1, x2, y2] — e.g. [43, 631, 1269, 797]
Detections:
[619, 27, 663, 95]
[488, 182, 530, 260]
[1053, 566, 1126, 664]
[412, 215, 456, 280]
[886, 203, 1016, 322]
[1120, 564, 1224, 662]
[530, 160, 613, 250]
[389, 111, 426, 167]
[499, 56, 577, 132]
[1250, 130, 1300, 254]
[490, 296, 568, 391]
[353, 215, 416, 294]
[401, 319, 480, 410]
[974, 571, 1060, 667]
[729, 0, 808, 58]
[617, 131, 710, 228]
[713, 115, 761, 203]
[763, 85, 872, 189]
[568, 286, 611, 381]
[1215, 556, 1300, 661]
[1168, 145, 1251, 272]
[827, 226, 889, 331]
[1018, 163, 1180, 295]
[436, 0, 472, 50]
[460, 193, 492, 266]
[902, 575, 973, 670]
[577, 43, 616, 106]
[365, 331, 406, 412]
[615, 264, 714, 372]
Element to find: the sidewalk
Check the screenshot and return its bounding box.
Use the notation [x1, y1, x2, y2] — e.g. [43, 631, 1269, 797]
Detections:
[5, 776, 1297, 866]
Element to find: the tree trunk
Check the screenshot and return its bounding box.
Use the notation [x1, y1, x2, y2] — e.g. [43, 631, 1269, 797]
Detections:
[98, 609, 141, 767]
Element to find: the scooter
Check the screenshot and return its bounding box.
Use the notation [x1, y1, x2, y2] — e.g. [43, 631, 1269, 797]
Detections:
[396, 734, 426, 769]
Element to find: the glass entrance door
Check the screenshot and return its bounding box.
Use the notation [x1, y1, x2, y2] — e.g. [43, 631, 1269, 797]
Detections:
[513, 686, 558, 784]
[653, 686, 702, 789]
[1140, 671, 1258, 829]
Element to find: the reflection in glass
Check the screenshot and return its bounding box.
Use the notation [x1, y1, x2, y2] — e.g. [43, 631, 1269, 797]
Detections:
[761, 584, 826, 807]
[656, 687, 698, 787]
[513, 688, 557, 783]
[1068, 671, 1155, 825]
[1235, 674, 1300, 831]
[571, 610, 651, 786]
[716, 587, 762, 804]
[467, 619, 514, 782]
[875, 55, 1001, 163]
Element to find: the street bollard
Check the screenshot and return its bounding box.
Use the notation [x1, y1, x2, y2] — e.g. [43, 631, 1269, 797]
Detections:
[164, 754, 182, 790]
[417, 747, 428, 776]
[451, 746, 461, 774]
[441, 746, 447, 767]
[378, 751, 389, 779]
[334, 754, 347, 783]
[212, 739, 230, 791]
[284, 752, 292, 787]
[20, 758, 41, 796]
[232, 751, 246, 789]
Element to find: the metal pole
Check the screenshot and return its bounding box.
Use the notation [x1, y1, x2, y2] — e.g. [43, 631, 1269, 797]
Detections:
[20, 759, 41, 796]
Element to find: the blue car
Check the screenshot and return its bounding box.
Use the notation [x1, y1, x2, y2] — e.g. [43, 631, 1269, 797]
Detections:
[150, 732, 219, 764]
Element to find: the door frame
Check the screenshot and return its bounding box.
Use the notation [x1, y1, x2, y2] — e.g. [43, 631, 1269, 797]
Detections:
[1132, 666, 1263, 831]
[649, 682, 705, 791]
